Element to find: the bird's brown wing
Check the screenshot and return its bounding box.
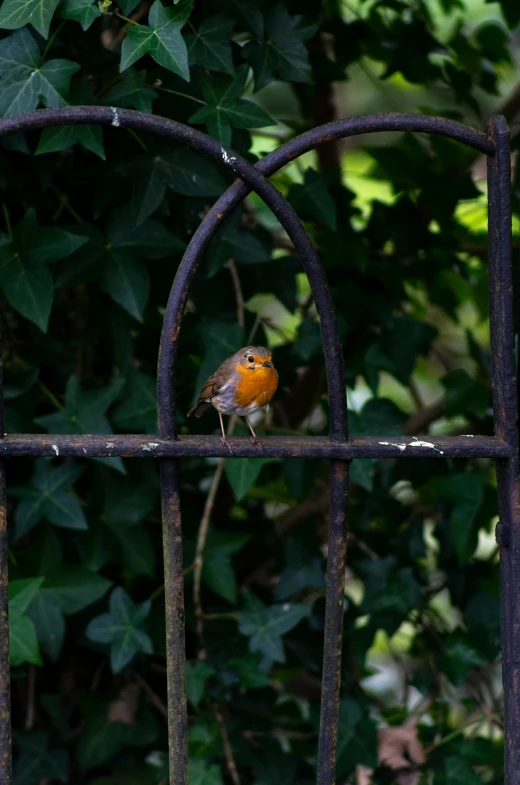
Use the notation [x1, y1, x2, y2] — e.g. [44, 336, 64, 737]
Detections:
[187, 374, 222, 418]
[187, 356, 236, 418]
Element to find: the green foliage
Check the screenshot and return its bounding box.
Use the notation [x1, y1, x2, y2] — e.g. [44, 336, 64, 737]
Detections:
[2, 0, 516, 781]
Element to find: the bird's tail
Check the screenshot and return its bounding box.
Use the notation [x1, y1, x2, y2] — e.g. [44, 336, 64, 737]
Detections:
[187, 401, 211, 418]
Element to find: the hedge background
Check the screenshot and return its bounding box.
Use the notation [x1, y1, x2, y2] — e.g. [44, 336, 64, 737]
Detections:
[2, 0, 519, 783]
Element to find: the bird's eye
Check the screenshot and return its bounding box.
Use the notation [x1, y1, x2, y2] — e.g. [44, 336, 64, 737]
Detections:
[247, 355, 254, 363]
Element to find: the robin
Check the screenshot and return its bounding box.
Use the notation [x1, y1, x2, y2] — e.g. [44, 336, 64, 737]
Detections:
[187, 346, 278, 452]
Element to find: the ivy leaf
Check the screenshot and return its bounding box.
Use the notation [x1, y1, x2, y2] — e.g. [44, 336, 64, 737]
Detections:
[202, 528, 250, 603]
[239, 591, 310, 663]
[86, 587, 153, 673]
[120, 0, 192, 79]
[434, 474, 486, 563]
[288, 168, 337, 230]
[225, 457, 270, 502]
[10, 614, 41, 666]
[59, 0, 101, 31]
[36, 79, 106, 159]
[42, 567, 112, 614]
[35, 375, 124, 434]
[9, 577, 44, 614]
[112, 370, 157, 433]
[0, 0, 61, 38]
[28, 593, 65, 662]
[186, 661, 215, 707]
[15, 208, 89, 264]
[0, 242, 54, 331]
[274, 538, 324, 600]
[107, 207, 185, 257]
[101, 251, 150, 322]
[0, 205, 88, 332]
[10, 460, 87, 538]
[442, 368, 490, 420]
[117, 150, 226, 224]
[35, 375, 125, 473]
[13, 731, 68, 785]
[242, 5, 314, 90]
[101, 69, 157, 113]
[188, 760, 224, 785]
[440, 632, 488, 686]
[190, 66, 275, 144]
[36, 124, 105, 159]
[336, 699, 378, 776]
[207, 209, 271, 274]
[186, 14, 235, 75]
[444, 756, 485, 785]
[0, 29, 79, 117]
[8, 578, 44, 667]
[103, 467, 158, 527]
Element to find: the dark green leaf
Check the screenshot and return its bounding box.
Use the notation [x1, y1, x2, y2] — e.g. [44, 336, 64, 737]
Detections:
[10, 614, 41, 666]
[225, 457, 270, 502]
[186, 661, 215, 707]
[186, 14, 235, 75]
[42, 567, 112, 614]
[0, 30, 79, 117]
[101, 252, 150, 321]
[101, 69, 157, 113]
[0, 0, 60, 37]
[13, 731, 67, 785]
[120, 0, 192, 79]
[59, 0, 101, 30]
[242, 5, 313, 90]
[28, 593, 65, 662]
[86, 587, 153, 672]
[188, 760, 224, 785]
[239, 591, 310, 663]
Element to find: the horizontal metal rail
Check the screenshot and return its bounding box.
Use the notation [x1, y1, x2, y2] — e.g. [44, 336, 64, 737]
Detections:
[0, 433, 510, 459]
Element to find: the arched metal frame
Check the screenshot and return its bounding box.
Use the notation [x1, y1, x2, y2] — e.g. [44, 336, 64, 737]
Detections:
[0, 109, 516, 785]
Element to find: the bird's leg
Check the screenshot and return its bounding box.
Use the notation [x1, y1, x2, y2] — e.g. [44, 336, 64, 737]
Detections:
[219, 411, 234, 455]
[245, 416, 263, 448]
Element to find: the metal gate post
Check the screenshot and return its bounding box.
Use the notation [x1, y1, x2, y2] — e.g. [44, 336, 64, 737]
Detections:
[487, 116, 520, 784]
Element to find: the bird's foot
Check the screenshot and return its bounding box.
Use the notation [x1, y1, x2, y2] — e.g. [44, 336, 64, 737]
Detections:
[250, 435, 264, 449]
[221, 436, 234, 455]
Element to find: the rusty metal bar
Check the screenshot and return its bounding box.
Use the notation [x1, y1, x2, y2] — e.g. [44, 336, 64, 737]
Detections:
[159, 458, 187, 784]
[487, 116, 520, 785]
[0, 324, 10, 785]
[317, 461, 349, 784]
[0, 433, 509, 459]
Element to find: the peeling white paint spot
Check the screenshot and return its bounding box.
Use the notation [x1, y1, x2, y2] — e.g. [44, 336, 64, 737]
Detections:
[221, 147, 236, 165]
[52, 444, 59, 456]
[409, 440, 444, 454]
[142, 442, 160, 451]
[462, 434, 474, 437]
[379, 441, 406, 452]
[111, 107, 120, 127]
[106, 442, 115, 449]
[83, 448, 87, 454]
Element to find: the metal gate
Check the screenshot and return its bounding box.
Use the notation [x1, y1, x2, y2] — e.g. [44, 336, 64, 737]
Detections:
[0, 109, 516, 785]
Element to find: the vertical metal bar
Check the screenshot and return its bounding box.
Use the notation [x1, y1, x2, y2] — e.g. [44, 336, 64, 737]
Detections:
[487, 115, 520, 785]
[316, 460, 349, 785]
[0, 324, 11, 784]
[159, 458, 187, 785]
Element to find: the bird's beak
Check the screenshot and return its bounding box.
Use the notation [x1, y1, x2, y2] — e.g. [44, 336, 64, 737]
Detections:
[262, 361, 273, 368]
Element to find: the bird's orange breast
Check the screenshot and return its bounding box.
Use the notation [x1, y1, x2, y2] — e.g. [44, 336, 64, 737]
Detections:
[234, 364, 278, 408]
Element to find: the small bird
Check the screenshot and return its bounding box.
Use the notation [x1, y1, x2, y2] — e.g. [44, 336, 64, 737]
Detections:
[187, 346, 278, 452]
